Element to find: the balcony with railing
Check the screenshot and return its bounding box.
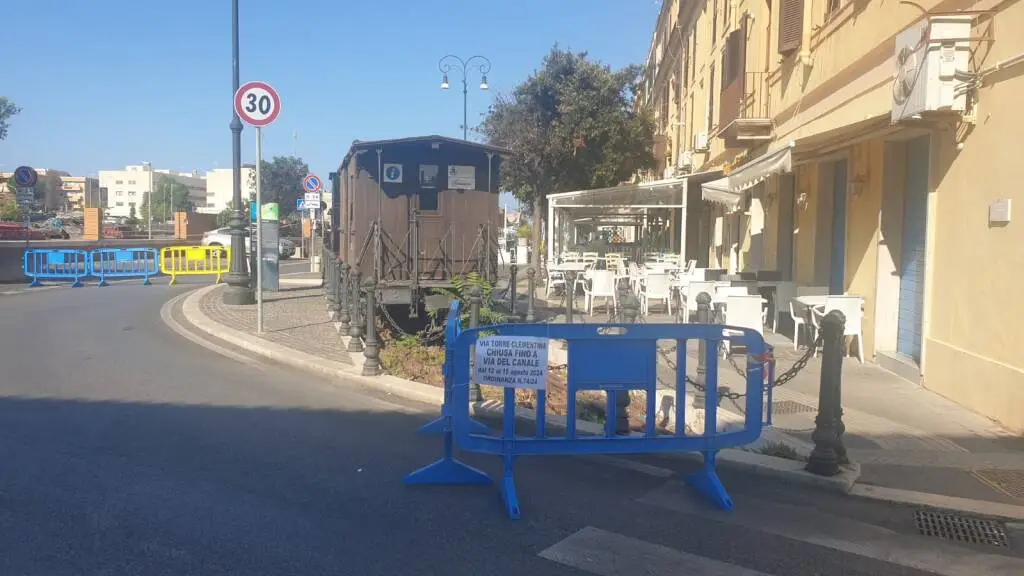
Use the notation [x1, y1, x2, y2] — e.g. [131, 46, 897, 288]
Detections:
[718, 71, 773, 148]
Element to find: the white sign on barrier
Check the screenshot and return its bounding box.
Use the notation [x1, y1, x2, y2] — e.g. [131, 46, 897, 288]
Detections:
[474, 336, 549, 390]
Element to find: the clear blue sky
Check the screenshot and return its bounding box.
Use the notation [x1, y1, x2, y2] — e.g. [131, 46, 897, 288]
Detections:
[0, 0, 659, 199]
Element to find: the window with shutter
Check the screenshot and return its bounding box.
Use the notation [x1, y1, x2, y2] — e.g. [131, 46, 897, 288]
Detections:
[778, 0, 804, 55]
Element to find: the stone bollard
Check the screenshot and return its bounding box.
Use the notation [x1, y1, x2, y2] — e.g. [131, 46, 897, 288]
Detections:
[806, 309, 849, 476]
[468, 285, 483, 402]
[509, 263, 518, 318]
[362, 277, 382, 376]
[690, 292, 714, 433]
[615, 291, 640, 435]
[339, 262, 351, 334]
[347, 269, 364, 353]
[526, 267, 536, 322]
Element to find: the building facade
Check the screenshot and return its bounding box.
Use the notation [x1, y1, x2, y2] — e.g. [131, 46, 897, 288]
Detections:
[641, 0, 1024, 430]
[99, 164, 207, 219]
[59, 176, 102, 211]
[202, 165, 256, 215]
[1, 168, 70, 211]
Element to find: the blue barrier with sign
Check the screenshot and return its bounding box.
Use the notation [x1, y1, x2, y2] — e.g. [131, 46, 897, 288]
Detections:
[405, 322, 768, 519]
[23, 249, 90, 287]
[90, 248, 160, 286]
[413, 300, 491, 436]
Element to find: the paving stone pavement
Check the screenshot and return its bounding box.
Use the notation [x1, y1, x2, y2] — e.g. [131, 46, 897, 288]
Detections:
[199, 286, 353, 366]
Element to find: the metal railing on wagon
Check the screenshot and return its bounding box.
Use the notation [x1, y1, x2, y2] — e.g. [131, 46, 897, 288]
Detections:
[405, 307, 770, 519]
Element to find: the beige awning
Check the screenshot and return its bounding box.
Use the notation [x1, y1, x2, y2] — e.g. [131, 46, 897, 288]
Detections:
[701, 141, 795, 209]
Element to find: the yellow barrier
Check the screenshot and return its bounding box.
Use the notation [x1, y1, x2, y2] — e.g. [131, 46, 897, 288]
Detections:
[160, 245, 230, 286]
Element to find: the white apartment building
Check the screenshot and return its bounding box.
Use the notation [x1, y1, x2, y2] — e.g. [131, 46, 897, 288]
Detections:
[99, 163, 207, 219]
[201, 165, 256, 215]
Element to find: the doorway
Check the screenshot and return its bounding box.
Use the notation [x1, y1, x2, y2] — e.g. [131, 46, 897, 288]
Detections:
[896, 136, 929, 362]
[829, 159, 848, 294]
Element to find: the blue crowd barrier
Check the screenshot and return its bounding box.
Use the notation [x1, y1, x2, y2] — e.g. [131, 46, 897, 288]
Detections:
[405, 321, 769, 520]
[415, 300, 492, 438]
[23, 249, 91, 287]
[90, 247, 160, 286]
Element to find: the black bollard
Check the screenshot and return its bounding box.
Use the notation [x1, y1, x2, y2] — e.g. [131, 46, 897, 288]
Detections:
[509, 263, 518, 318]
[526, 267, 536, 322]
[362, 277, 382, 376]
[347, 269, 364, 353]
[565, 271, 576, 324]
[691, 292, 713, 412]
[468, 285, 483, 402]
[339, 262, 351, 333]
[806, 309, 848, 476]
[616, 292, 640, 434]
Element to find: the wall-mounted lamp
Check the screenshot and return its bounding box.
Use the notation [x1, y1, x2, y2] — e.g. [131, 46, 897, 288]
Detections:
[849, 174, 869, 199]
[796, 192, 809, 211]
[763, 189, 777, 212]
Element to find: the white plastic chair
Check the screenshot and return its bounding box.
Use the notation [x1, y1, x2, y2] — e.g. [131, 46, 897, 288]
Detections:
[584, 270, 618, 315]
[641, 273, 673, 316]
[772, 281, 796, 333]
[721, 294, 766, 357]
[791, 286, 829, 350]
[811, 295, 865, 362]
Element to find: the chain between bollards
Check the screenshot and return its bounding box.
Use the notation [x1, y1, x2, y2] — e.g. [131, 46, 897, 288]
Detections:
[806, 309, 848, 476]
[362, 277, 382, 376]
[347, 268, 364, 353]
[468, 285, 483, 402]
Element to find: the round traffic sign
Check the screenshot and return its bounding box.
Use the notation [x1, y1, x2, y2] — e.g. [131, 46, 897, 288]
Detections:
[234, 81, 282, 127]
[13, 166, 37, 188]
[385, 166, 401, 181]
[303, 174, 322, 193]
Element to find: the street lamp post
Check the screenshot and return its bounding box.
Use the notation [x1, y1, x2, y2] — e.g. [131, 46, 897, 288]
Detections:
[439, 55, 491, 140]
[222, 0, 253, 305]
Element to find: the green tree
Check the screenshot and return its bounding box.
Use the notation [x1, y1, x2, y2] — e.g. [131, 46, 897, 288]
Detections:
[0, 97, 21, 141]
[127, 205, 139, 229]
[247, 156, 309, 217]
[141, 176, 193, 222]
[0, 198, 20, 220]
[480, 47, 656, 264]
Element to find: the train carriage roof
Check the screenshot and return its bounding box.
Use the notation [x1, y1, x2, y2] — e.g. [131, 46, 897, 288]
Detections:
[340, 135, 509, 170]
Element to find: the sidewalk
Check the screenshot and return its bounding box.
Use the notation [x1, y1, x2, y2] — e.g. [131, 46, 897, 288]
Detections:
[181, 281, 1024, 518]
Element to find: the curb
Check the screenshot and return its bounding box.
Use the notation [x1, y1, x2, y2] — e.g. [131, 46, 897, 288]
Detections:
[176, 284, 862, 494]
[848, 484, 1024, 522]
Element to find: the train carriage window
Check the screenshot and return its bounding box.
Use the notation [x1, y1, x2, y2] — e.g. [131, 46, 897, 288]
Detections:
[419, 189, 439, 211]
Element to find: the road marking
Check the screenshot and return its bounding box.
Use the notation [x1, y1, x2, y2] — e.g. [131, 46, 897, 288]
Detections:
[539, 526, 770, 576]
[579, 455, 675, 478]
[637, 480, 1024, 576]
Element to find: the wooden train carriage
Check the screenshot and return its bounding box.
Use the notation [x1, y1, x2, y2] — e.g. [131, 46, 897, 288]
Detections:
[337, 135, 506, 307]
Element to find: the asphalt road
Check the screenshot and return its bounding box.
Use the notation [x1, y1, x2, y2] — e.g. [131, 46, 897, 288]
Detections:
[0, 275, 1021, 575]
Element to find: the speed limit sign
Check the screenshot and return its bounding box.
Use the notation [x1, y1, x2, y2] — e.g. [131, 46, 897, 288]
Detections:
[234, 81, 281, 127]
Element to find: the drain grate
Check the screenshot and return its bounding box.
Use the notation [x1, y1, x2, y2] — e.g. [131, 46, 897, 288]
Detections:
[914, 510, 1008, 547]
[771, 400, 818, 415]
[972, 468, 1024, 501]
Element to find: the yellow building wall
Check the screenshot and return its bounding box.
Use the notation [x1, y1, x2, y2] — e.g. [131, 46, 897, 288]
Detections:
[843, 140, 884, 359]
[921, 1, 1024, 431]
[762, 178, 780, 271]
[793, 163, 818, 284]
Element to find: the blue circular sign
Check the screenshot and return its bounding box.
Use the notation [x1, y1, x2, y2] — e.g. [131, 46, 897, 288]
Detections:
[385, 166, 401, 181]
[13, 166, 37, 188]
[303, 174, 321, 193]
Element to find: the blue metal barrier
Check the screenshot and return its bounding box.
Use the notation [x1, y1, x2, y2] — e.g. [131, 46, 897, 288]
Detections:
[415, 300, 492, 437]
[90, 248, 160, 286]
[23, 249, 90, 287]
[405, 322, 767, 519]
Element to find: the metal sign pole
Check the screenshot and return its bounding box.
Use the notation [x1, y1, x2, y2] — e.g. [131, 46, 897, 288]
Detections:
[256, 126, 264, 334]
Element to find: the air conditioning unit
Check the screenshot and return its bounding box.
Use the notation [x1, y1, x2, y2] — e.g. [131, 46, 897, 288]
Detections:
[891, 16, 972, 123]
[677, 150, 694, 169]
[693, 132, 710, 152]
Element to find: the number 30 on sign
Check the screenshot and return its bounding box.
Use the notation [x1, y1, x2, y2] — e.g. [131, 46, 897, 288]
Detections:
[234, 81, 282, 127]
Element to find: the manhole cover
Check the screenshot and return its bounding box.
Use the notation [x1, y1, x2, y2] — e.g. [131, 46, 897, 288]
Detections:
[914, 510, 1008, 547]
[771, 400, 817, 415]
[972, 469, 1024, 500]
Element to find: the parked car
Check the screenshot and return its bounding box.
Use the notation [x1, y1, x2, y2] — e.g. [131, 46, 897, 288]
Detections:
[200, 227, 295, 259]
